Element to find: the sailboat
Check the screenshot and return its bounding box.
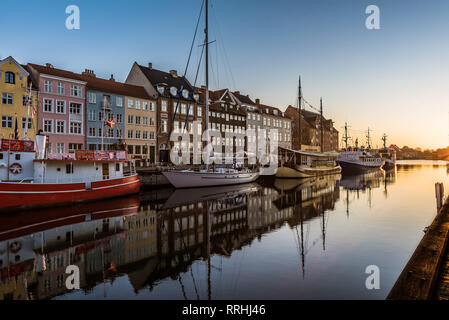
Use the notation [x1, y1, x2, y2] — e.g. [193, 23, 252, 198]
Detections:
[276, 77, 341, 179]
[162, 0, 259, 188]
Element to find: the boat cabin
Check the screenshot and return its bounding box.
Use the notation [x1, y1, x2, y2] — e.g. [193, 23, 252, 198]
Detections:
[0, 139, 36, 182]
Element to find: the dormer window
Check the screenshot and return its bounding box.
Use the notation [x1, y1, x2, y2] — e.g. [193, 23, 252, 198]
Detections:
[5, 72, 15, 84]
[157, 85, 164, 95]
[193, 94, 199, 101]
[170, 87, 178, 97]
[182, 89, 189, 99]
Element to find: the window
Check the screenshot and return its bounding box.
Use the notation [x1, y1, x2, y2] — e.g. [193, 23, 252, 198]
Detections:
[116, 114, 122, 123]
[56, 120, 65, 134]
[107, 128, 113, 137]
[43, 99, 53, 112]
[2, 93, 13, 105]
[161, 100, 167, 112]
[98, 112, 104, 121]
[197, 106, 202, 117]
[188, 104, 194, 116]
[143, 131, 148, 139]
[128, 130, 133, 139]
[128, 145, 134, 154]
[88, 92, 96, 103]
[89, 127, 96, 137]
[150, 132, 155, 140]
[149, 102, 155, 111]
[128, 99, 134, 108]
[135, 130, 141, 139]
[56, 143, 65, 153]
[1, 116, 12, 128]
[88, 110, 96, 121]
[22, 95, 33, 107]
[44, 80, 52, 93]
[69, 103, 81, 115]
[56, 100, 65, 114]
[135, 116, 141, 125]
[142, 102, 148, 110]
[181, 104, 187, 114]
[98, 128, 102, 137]
[116, 97, 123, 107]
[70, 85, 82, 97]
[21, 117, 32, 129]
[5, 72, 15, 84]
[128, 115, 134, 124]
[135, 145, 141, 154]
[149, 117, 155, 126]
[68, 144, 82, 153]
[70, 121, 82, 134]
[57, 82, 65, 95]
[136, 101, 141, 109]
[116, 129, 122, 138]
[66, 164, 74, 174]
[161, 119, 168, 133]
[116, 163, 120, 172]
[43, 119, 53, 133]
[143, 117, 148, 125]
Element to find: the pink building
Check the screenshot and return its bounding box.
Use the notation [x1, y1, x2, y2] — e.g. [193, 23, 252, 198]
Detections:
[27, 63, 87, 154]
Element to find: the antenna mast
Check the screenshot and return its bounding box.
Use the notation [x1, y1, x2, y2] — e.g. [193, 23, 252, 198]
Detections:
[343, 122, 350, 149]
[366, 128, 371, 150]
[382, 133, 387, 149]
[320, 97, 324, 152]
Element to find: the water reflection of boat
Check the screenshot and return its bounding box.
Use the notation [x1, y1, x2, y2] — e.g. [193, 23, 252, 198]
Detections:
[162, 183, 261, 209]
[0, 195, 140, 242]
[339, 170, 383, 191]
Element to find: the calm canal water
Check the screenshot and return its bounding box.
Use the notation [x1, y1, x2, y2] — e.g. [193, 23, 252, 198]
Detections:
[1, 160, 448, 300]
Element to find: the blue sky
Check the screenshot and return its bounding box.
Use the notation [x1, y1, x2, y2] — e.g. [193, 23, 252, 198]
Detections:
[2, 0, 449, 148]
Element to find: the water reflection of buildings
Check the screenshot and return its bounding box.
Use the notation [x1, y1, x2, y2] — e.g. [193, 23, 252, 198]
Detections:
[0, 175, 341, 300]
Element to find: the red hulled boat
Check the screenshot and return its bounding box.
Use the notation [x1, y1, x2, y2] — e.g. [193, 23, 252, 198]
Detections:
[0, 135, 140, 211]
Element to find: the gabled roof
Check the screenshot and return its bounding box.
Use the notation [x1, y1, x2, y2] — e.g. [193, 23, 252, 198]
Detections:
[231, 91, 256, 106]
[28, 63, 152, 100]
[137, 64, 194, 91]
[0, 56, 29, 76]
[257, 103, 286, 119]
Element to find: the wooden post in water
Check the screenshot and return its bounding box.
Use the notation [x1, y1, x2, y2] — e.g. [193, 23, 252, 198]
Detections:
[435, 182, 444, 212]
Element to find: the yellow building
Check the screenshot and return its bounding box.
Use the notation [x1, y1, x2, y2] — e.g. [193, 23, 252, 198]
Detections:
[0, 56, 38, 141]
[124, 95, 157, 167]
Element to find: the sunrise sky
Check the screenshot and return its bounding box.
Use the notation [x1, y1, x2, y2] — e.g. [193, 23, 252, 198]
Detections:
[1, 0, 449, 149]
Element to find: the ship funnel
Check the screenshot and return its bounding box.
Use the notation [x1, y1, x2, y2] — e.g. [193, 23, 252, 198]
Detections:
[35, 134, 47, 159]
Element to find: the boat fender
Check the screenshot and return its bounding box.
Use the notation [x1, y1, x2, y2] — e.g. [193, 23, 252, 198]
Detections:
[9, 163, 23, 174]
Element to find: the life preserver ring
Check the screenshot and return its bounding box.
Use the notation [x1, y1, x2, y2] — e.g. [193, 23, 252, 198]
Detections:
[9, 241, 22, 254]
[9, 163, 23, 174]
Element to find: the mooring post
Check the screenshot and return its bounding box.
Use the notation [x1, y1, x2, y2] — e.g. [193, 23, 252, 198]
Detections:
[435, 182, 444, 212]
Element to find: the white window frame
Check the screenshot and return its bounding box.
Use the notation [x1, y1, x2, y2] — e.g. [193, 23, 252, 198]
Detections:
[43, 98, 54, 113]
[43, 119, 53, 133]
[56, 100, 66, 114]
[55, 120, 66, 134]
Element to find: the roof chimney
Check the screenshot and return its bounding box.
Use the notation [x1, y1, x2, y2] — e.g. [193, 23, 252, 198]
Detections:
[82, 69, 96, 78]
[235, 91, 240, 95]
[109, 74, 115, 81]
[169, 70, 178, 78]
[255, 98, 260, 105]
[45, 63, 54, 69]
[148, 62, 152, 69]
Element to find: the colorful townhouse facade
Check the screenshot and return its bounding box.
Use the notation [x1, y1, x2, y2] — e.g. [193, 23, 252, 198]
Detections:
[125, 62, 205, 164]
[124, 94, 157, 166]
[0, 57, 38, 142]
[27, 63, 87, 154]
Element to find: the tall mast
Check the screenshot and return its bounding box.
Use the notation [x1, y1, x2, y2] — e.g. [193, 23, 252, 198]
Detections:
[205, 0, 210, 170]
[298, 76, 302, 151]
[343, 122, 349, 149]
[320, 97, 324, 152]
[366, 128, 371, 150]
[382, 133, 387, 149]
